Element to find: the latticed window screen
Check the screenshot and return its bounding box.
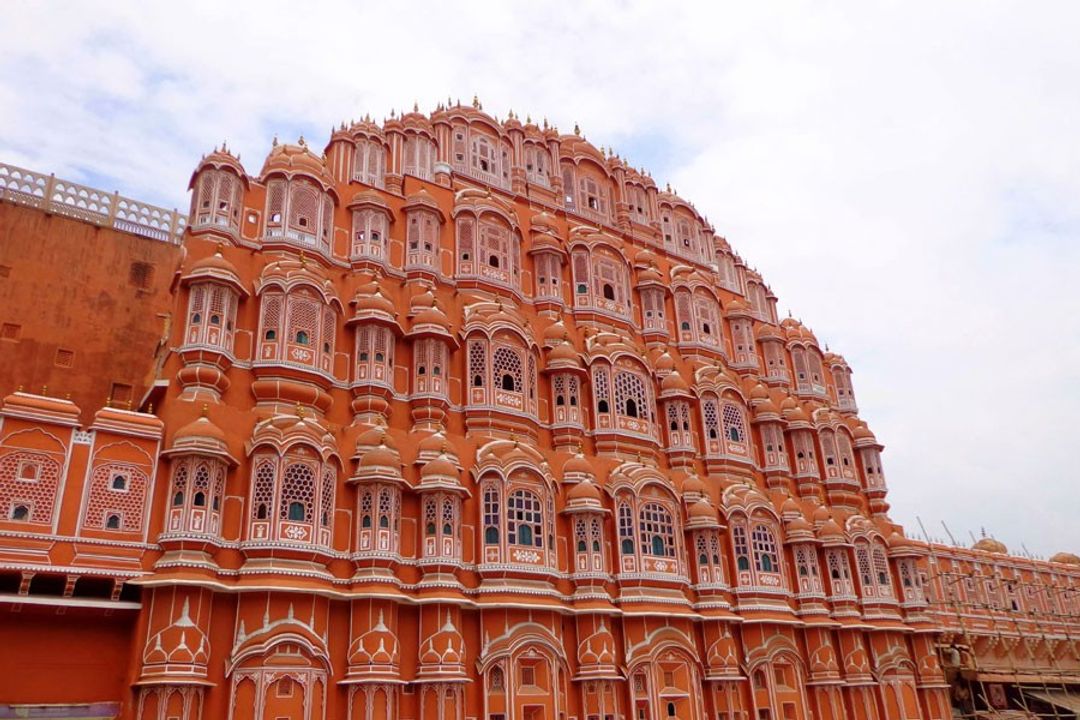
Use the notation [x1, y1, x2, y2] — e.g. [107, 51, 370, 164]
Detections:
[468, 340, 487, 388]
[320, 467, 335, 528]
[593, 366, 611, 413]
[827, 550, 854, 595]
[820, 431, 839, 468]
[280, 463, 315, 522]
[288, 181, 320, 235]
[480, 223, 510, 270]
[0, 451, 61, 523]
[613, 370, 649, 420]
[722, 403, 746, 443]
[873, 545, 892, 591]
[618, 501, 635, 555]
[702, 399, 720, 440]
[675, 291, 693, 332]
[84, 463, 148, 532]
[639, 502, 675, 557]
[457, 217, 475, 264]
[251, 459, 275, 520]
[482, 483, 500, 543]
[493, 346, 523, 392]
[751, 523, 779, 573]
[732, 523, 750, 571]
[856, 545, 874, 587]
[507, 489, 543, 547]
[266, 180, 286, 225]
[792, 347, 810, 388]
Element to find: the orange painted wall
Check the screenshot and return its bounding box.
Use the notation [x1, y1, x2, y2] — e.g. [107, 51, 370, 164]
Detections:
[0, 606, 137, 704]
[0, 201, 181, 420]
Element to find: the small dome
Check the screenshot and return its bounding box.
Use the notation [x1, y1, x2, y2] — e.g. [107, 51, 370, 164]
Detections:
[1050, 552, 1080, 565]
[174, 415, 226, 444]
[972, 537, 1008, 554]
[755, 323, 784, 341]
[725, 298, 751, 316]
[661, 371, 689, 392]
[418, 431, 449, 455]
[549, 340, 580, 364]
[420, 453, 457, 479]
[563, 452, 594, 478]
[568, 479, 602, 502]
[682, 474, 707, 497]
[689, 500, 717, 520]
[189, 249, 239, 277]
[355, 288, 396, 315]
[361, 443, 399, 468]
[403, 187, 440, 212]
[655, 351, 676, 372]
[543, 320, 568, 342]
[260, 140, 334, 188]
[818, 519, 846, 543]
[348, 189, 389, 210]
[750, 383, 770, 401]
[530, 211, 559, 233]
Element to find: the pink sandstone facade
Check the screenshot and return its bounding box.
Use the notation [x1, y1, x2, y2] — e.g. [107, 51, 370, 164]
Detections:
[0, 100, 1077, 720]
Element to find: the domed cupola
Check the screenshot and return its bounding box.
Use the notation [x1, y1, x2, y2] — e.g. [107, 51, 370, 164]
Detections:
[260, 138, 339, 259]
[562, 452, 595, 484]
[188, 144, 249, 239]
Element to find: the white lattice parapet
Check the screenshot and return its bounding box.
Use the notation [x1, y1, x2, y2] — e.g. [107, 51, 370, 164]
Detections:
[0, 161, 186, 244]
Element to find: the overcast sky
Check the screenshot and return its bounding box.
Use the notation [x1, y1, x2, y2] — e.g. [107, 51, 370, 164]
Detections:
[2, 2, 1077, 556]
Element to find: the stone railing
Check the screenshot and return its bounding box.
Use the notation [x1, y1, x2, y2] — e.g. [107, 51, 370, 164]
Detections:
[0, 161, 186, 245]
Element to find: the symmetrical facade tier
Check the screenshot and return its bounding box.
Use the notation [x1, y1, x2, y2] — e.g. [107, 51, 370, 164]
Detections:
[0, 102, 1077, 720]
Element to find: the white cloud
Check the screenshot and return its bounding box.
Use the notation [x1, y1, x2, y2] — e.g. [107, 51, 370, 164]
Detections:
[2, 0, 1077, 554]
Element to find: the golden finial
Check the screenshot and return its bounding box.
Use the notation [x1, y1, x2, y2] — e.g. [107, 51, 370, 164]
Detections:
[148, 402, 154, 414]
[41, 385, 47, 396]
[200, 403, 209, 418]
[297, 135, 306, 147]
[65, 392, 71, 400]
[296, 402, 304, 418]
[472, 94, 480, 108]
[125, 399, 132, 410]
[573, 122, 580, 135]
[17, 384, 23, 393]
[666, 183, 672, 193]
[298, 250, 307, 267]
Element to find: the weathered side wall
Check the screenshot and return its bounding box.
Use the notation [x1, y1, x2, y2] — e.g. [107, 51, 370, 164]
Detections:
[0, 201, 182, 419]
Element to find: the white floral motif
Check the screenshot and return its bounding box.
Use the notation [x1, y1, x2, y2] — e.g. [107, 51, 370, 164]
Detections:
[284, 524, 308, 540]
[513, 549, 541, 563]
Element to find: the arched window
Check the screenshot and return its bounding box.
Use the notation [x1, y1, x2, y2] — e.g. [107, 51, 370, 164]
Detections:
[106, 514, 121, 529]
[280, 463, 315, 523]
[483, 484, 500, 544]
[618, 502, 635, 555]
[507, 489, 543, 548]
[640, 502, 675, 558]
[751, 523, 779, 574]
[11, 505, 29, 521]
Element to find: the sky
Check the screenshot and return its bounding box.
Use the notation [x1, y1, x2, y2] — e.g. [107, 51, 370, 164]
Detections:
[2, 1, 1078, 556]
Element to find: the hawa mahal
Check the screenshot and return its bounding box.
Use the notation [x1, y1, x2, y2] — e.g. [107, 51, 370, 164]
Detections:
[0, 99, 1077, 720]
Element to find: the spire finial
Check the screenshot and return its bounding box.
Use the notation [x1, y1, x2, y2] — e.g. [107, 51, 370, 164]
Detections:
[298, 134, 305, 147]
[472, 94, 480, 108]
[296, 402, 304, 418]
[573, 121, 580, 135]
[200, 403, 208, 418]
[413, 100, 419, 112]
